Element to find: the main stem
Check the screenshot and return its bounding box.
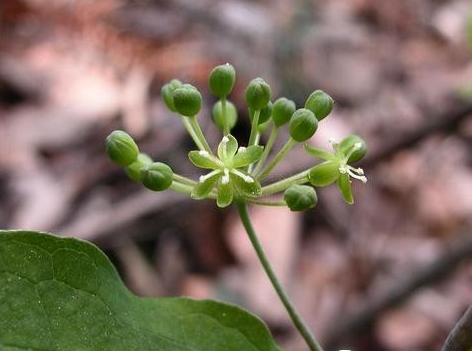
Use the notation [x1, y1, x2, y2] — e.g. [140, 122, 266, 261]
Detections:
[235, 200, 324, 351]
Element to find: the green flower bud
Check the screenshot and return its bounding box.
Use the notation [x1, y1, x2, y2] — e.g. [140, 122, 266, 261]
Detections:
[126, 153, 152, 182]
[272, 97, 296, 127]
[257, 101, 273, 125]
[289, 108, 318, 142]
[305, 90, 334, 121]
[284, 184, 317, 211]
[161, 79, 182, 112]
[172, 84, 202, 116]
[212, 100, 237, 132]
[245, 77, 271, 111]
[257, 118, 271, 133]
[209, 63, 236, 97]
[140, 162, 173, 191]
[339, 135, 366, 163]
[106, 130, 139, 166]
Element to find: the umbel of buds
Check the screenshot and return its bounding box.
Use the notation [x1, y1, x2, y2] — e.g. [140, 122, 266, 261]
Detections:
[105, 63, 367, 208]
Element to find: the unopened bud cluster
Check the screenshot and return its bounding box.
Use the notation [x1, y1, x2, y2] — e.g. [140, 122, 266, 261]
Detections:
[106, 63, 367, 210]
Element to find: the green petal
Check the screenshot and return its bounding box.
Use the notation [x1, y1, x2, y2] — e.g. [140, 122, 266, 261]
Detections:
[308, 161, 340, 187]
[188, 151, 221, 169]
[191, 172, 220, 199]
[231, 145, 264, 168]
[217, 181, 234, 207]
[231, 172, 262, 197]
[337, 173, 354, 204]
[217, 134, 238, 162]
[305, 146, 338, 162]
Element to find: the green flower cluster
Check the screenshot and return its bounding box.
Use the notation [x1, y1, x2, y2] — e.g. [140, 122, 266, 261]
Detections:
[105, 63, 367, 210]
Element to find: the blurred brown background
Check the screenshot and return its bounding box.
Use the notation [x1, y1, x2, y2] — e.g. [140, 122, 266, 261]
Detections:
[2, 0, 472, 350]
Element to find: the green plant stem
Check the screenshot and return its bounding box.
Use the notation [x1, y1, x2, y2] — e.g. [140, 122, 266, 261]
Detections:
[235, 200, 324, 351]
[261, 170, 310, 196]
[244, 198, 286, 207]
[257, 138, 296, 181]
[248, 110, 260, 148]
[170, 181, 193, 195]
[221, 97, 229, 135]
[173, 174, 197, 186]
[171, 180, 217, 199]
[189, 115, 213, 154]
[180, 116, 205, 151]
[252, 125, 279, 176]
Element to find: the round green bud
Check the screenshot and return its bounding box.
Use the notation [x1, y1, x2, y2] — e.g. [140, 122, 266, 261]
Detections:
[140, 162, 173, 191]
[272, 97, 296, 127]
[126, 153, 152, 182]
[289, 108, 318, 142]
[106, 130, 139, 166]
[339, 135, 366, 163]
[305, 90, 334, 121]
[209, 63, 236, 97]
[245, 77, 271, 111]
[258, 101, 273, 125]
[258, 118, 271, 134]
[161, 79, 182, 112]
[212, 100, 237, 132]
[172, 84, 202, 116]
[284, 184, 317, 211]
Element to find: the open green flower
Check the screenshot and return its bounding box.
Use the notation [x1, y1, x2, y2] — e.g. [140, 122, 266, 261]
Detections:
[189, 135, 263, 207]
[306, 136, 367, 204]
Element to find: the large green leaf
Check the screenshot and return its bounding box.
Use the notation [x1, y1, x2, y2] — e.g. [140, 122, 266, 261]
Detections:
[0, 230, 282, 351]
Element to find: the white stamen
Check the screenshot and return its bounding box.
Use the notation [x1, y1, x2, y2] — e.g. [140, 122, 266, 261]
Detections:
[238, 147, 246, 153]
[222, 136, 229, 143]
[339, 164, 367, 183]
[199, 169, 221, 183]
[231, 169, 253, 183]
[199, 150, 210, 157]
[221, 175, 230, 184]
[354, 142, 362, 149]
[346, 165, 367, 183]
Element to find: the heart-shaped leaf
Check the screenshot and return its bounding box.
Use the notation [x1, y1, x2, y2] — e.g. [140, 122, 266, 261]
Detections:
[0, 230, 282, 351]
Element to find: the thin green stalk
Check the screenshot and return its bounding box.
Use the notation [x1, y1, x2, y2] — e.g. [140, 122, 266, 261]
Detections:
[173, 174, 197, 186]
[235, 201, 324, 351]
[221, 97, 229, 135]
[248, 109, 260, 147]
[257, 138, 296, 181]
[260, 170, 310, 196]
[171, 179, 217, 199]
[252, 125, 279, 176]
[170, 181, 193, 195]
[244, 198, 286, 207]
[189, 115, 213, 154]
[180, 116, 205, 151]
